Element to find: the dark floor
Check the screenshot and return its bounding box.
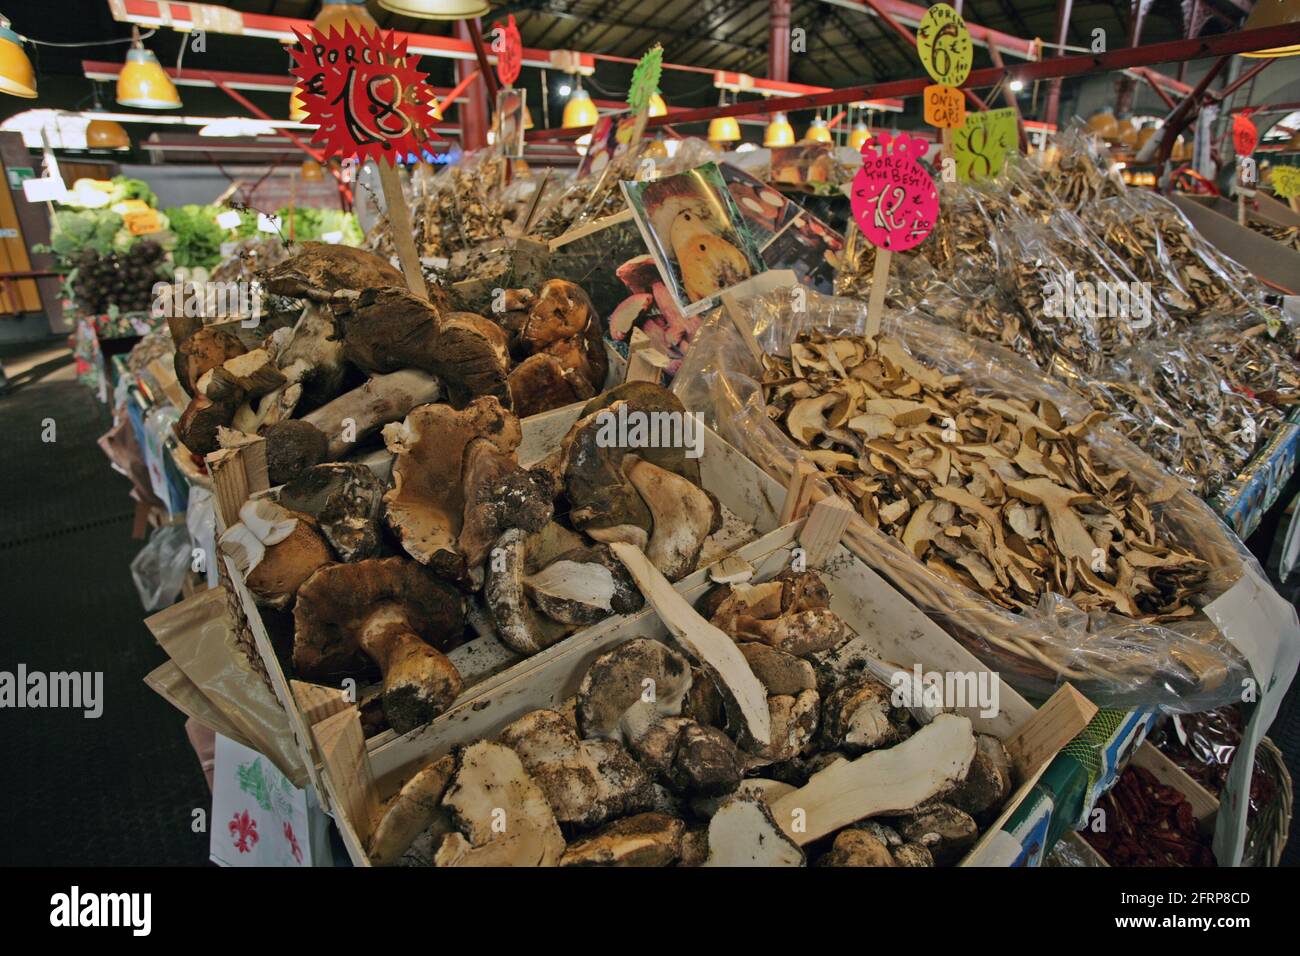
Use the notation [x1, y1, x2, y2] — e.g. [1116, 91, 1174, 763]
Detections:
[0, 353, 211, 866]
[0, 343, 1297, 866]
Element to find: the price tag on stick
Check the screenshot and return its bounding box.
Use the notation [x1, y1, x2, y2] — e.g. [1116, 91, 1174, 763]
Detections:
[1233, 114, 1258, 158]
[952, 108, 1018, 182]
[917, 3, 973, 87]
[290, 23, 440, 299]
[850, 132, 939, 339]
[492, 15, 522, 89]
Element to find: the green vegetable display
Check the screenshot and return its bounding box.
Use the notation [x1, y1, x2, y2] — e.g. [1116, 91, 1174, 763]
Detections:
[165, 204, 227, 269]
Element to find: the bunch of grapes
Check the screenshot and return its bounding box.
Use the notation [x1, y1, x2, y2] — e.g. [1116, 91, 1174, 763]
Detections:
[70, 240, 166, 315]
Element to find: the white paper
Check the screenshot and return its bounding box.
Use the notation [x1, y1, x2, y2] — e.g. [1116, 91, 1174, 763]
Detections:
[210, 734, 327, 867]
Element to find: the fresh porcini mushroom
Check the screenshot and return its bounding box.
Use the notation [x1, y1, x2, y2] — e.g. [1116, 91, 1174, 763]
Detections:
[818, 829, 895, 867]
[459, 436, 555, 571]
[520, 279, 608, 391]
[368, 755, 456, 866]
[664, 722, 745, 795]
[274, 302, 346, 406]
[623, 455, 718, 581]
[701, 791, 805, 867]
[819, 677, 900, 753]
[949, 734, 1014, 819]
[738, 643, 816, 696]
[732, 608, 850, 657]
[336, 290, 511, 408]
[263, 419, 329, 485]
[894, 802, 978, 865]
[174, 326, 246, 397]
[576, 637, 693, 740]
[507, 353, 595, 418]
[382, 397, 522, 579]
[769, 713, 978, 845]
[217, 499, 333, 610]
[435, 741, 565, 867]
[293, 557, 465, 734]
[892, 843, 935, 866]
[261, 243, 406, 301]
[559, 812, 685, 867]
[759, 688, 821, 763]
[284, 369, 444, 463]
[499, 709, 653, 828]
[522, 545, 642, 627]
[278, 463, 386, 563]
[175, 393, 239, 455]
[690, 777, 796, 818]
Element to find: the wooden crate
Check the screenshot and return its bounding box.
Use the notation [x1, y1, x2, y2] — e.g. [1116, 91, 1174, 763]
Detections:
[308, 524, 1088, 867]
[212, 403, 787, 810]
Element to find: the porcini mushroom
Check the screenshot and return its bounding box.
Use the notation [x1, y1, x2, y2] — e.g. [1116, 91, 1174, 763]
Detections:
[368, 754, 456, 866]
[217, 499, 333, 610]
[278, 462, 386, 563]
[293, 557, 465, 733]
[701, 791, 805, 867]
[559, 812, 685, 867]
[623, 455, 718, 581]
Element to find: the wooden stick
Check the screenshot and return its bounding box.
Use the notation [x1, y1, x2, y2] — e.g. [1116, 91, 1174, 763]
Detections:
[205, 435, 268, 532]
[377, 161, 426, 301]
[1002, 682, 1097, 779]
[798, 494, 855, 568]
[311, 706, 381, 846]
[779, 460, 820, 524]
[865, 247, 892, 340]
[609, 542, 771, 748]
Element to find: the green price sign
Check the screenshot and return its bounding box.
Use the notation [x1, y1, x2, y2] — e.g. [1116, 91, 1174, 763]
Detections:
[952, 108, 1018, 181]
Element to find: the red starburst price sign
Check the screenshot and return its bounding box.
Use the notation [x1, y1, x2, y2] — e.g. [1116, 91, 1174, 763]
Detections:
[1233, 113, 1258, 158]
[289, 23, 439, 164]
[493, 15, 522, 89]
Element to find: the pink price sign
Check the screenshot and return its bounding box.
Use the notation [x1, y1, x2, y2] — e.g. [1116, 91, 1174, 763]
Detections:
[850, 132, 938, 252]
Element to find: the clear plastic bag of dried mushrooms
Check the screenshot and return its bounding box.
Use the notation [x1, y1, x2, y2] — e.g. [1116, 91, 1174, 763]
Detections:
[673, 287, 1259, 712]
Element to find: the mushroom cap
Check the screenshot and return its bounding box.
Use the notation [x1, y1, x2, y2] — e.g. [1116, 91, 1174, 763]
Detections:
[559, 812, 686, 867]
[577, 638, 693, 740]
[278, 462, 386, 563]
[261, 244, 406, 301]
[337, 287, 441, 375]
[174, 327, 246, 398]
[245, 512, 334, 610]
[383, 397, 522, 578]
[521, 279, 593, 352]
[292, 557, 465, 677]
[263, 419, 328, 486]
[508, 353, 596, 418]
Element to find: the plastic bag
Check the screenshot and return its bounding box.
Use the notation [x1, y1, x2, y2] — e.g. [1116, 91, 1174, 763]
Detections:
[130, 523, 192, 612]
[674, 285, 1259, 712]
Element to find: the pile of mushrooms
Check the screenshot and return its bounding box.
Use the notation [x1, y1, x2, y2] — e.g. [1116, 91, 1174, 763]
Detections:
[366, 567, 1014, 867]
[762, 331, 1209, 620]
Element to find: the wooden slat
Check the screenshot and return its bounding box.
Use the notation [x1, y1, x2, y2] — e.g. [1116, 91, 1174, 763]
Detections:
[798, 494, 855, 569]
[779, 460, 820, 524]
[310, 707, 379, 865]
[1003, 683, 1098, 778]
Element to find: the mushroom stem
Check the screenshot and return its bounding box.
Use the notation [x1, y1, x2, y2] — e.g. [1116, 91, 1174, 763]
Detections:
[360, 602, 463, 734]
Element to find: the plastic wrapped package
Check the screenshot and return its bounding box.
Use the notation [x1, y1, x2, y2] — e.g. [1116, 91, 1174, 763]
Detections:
[130, 522, 193, 612]
[673, 286, 1263, 711]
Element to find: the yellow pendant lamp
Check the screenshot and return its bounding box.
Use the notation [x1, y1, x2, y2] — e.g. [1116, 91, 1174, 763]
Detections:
[377, 0, 491, 19]
[648, 93, 667, 117]
[301, 159, 325, 182]
[85, 115, 130, 150]
[289, 87, 309, 123]
[1086, 110, 1118, 140]
[803, 116, 832, 144]
[314, 0, 379, 34]
[117, 37, 181, 109]
[764, 111, 795, 147]
[1239, 0, 1300, 57]
[707, 115, 741, 146]
[562, 82, 599, 130]
[848, 121, 871, 151]
[0, 17, 36, 98]
[523, 106, 534, 130]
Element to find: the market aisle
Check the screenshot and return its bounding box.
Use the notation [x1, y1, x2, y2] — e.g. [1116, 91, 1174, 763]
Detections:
[0, 357, 210, 866]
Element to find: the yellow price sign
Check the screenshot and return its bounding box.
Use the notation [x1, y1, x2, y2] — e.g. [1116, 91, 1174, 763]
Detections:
[1272, 165, 1300, 200]
[917, 3, 973, 87]
[124, 209, 162, 236]
[923, 84, 966, 129]
[952, 108, 1018, 182]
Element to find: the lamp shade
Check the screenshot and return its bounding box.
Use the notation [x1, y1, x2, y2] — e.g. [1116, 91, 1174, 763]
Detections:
[0, 22, 36, 98]
[707, 116, 741, 143]
[1135, 123, 1156, 151]
[648, 93, 667, 117]
[562, 87, 598, 129]
[1115, 116, 1137, 146]
[377, 0, 490, 18]
[117, 47, 181, 109]
[523, 106, 534, 130]
[85, 117, 130, 150]
[289, 87, 309, 123]
[301, 159, 325, 181]
[314, 0, 379, 33]
[764, 112, 795, 147]
[803, 116, 832, 143]
[848, 121, 871, 151]
[1086, 110, 1118, 140]
[1240, 0, 1300, 57]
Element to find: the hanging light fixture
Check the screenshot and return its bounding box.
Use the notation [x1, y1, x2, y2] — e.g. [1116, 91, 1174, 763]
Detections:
[289, 87, 309, 123]
[1239, 0, 1300, 58]
[83, 82, 129, 150]
[301, 159, 325, 181]
[117, 31, 181, 109]
[803, 115, 832, 144]
[648, 93, 667, 117]
[562, 79, 598, 129]
[313, 0, 379, 34]
[1086, 109, 1118, 140]
[707, 90, 740, 146]
[848, 121, 872, 151]
[764, 111, 794, 147]
[377, 0, 491, 19]
[0, 15, 36, 98]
